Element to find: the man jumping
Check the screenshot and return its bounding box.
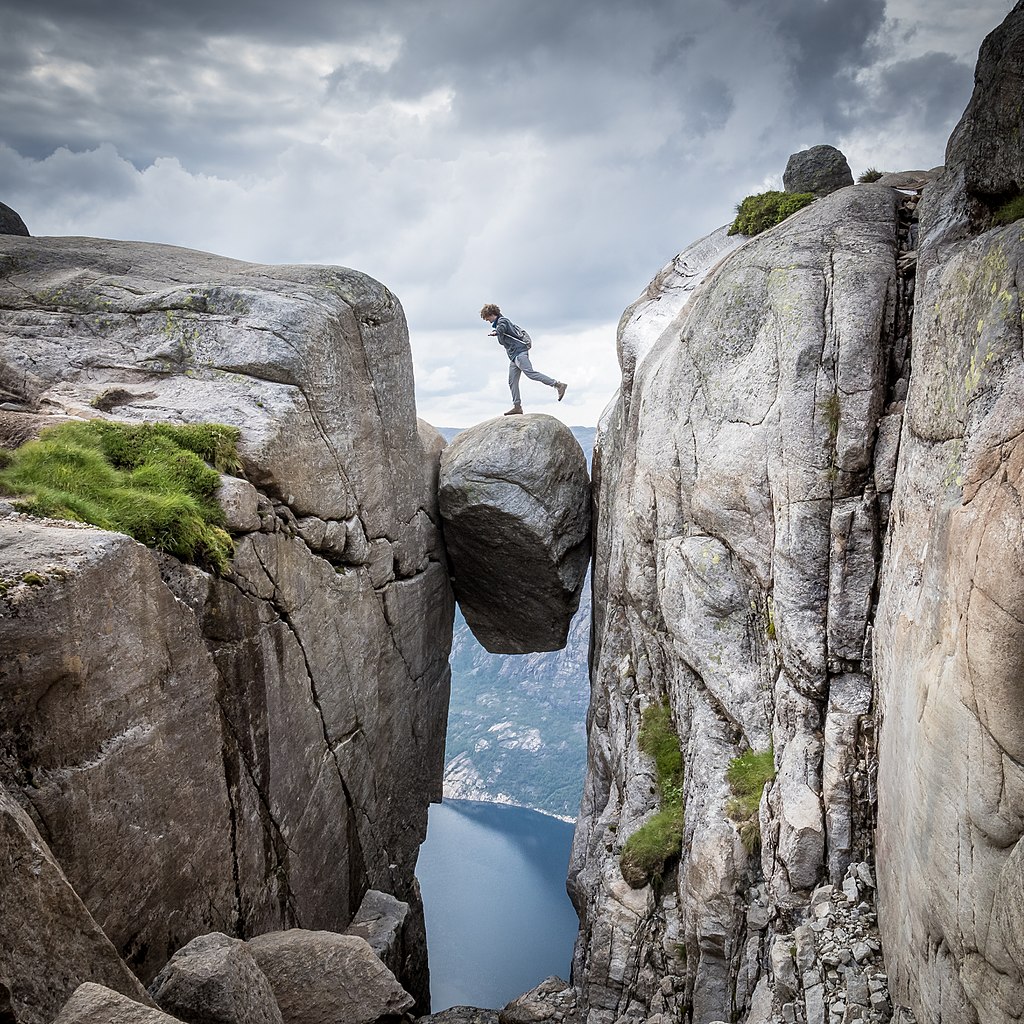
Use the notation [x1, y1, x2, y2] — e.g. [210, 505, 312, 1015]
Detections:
[480, 303, 567, 415]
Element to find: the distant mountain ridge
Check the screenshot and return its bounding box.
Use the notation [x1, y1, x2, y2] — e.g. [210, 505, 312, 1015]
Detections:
[439, 424, 594, 819]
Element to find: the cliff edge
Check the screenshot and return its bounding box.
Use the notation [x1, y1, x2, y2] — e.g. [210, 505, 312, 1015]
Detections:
[0, 237, 453, 1020]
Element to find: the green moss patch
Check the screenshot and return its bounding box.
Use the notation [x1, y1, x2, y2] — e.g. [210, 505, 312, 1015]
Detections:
[725, 747, 776, 853]
[993, 194, 1024, 226]
[620, 702, 685, 888]
[728, 191, 816, 237]
[0, 420, 241, 573]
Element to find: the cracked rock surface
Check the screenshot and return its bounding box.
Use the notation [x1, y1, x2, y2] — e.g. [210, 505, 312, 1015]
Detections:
[0, 237, 453, 1020]
[874, 5, 1024, 1022]
[438, 414, 590, 654]
[570, 181, 907, 1024]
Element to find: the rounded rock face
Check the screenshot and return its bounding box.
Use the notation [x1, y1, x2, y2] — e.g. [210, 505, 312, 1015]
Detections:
[783, 145, 854, 196]
[438, 414, 591, 654]
[0, 201, 29, 236]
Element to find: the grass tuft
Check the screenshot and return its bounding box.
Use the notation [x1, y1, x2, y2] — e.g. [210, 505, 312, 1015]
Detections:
[993, 194, 1024, 226]
[725, 747, 776, 854]
[857, 168, 884, 184]
[620, 701, 685, 888]
[728, 191, 816, 237]
[0, 420, 240, 573]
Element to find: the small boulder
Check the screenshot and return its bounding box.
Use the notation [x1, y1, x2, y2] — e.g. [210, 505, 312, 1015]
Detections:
[438, 415, 590, 654]
[52, 984, 178, 1024]
[148, 932, 282, 1024]
[217, 476, 262, 533]
[499, 977, 575, 1024]
[783, 145, 853, 197]
[245, 931, 414, 1024]
[419, 1011, 499, 1024]
[344, 890, 409, 979]
[0, 202, 28, 237]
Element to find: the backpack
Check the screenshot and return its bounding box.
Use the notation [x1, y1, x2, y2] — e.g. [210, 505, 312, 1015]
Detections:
[509, 321, 533, 349]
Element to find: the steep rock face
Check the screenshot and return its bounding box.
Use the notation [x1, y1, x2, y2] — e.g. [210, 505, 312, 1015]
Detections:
[0, 786, 155, 1022]
[0, 237, 452, 1014]
[874, 4, 1024, 1022]
[570, 184, 909, 1023]
[438, 415, 590, 654]
[0, 203, 28, 237]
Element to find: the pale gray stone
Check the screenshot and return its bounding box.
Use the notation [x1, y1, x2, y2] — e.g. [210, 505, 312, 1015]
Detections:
[246, 931, 414, 1024]
[218, 475, 261, 533]
[344, 890, 409, 979]
[52, 985, 176, 1024]
[873, 9, 1024, 1023]
[572, 181, 900, 1023]
[438, 414, 590, 654]
[148, 932, 282, 1024]
[0, 234, 454, 1007]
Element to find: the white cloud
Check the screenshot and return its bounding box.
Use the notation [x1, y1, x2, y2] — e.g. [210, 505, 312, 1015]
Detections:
[0, 0, 1016, 426]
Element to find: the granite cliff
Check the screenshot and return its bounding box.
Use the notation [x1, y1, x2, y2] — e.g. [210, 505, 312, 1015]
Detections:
[0, 239, 454, 1020]
[566, 4, 1024, 1024]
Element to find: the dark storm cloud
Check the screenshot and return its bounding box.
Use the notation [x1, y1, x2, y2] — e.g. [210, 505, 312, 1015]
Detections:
[874, 51, 974, 131]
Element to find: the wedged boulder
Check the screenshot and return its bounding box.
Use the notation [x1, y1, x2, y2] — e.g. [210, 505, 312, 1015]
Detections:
[438, 414, 590, 654]
[0, 202, 28, 236]
[52, 985, 176, 1024]
[148, 933, 282, 1024]
[0, 787, 154, 1024]
[245, 931, 414, 1024]
[783, 145, 853, 196]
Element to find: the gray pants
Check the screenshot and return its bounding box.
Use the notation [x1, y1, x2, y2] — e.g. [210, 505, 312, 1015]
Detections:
[509, 352, 557, 406]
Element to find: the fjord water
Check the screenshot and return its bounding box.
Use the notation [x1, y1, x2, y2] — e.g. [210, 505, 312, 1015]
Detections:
[418, 798, 579, 1010]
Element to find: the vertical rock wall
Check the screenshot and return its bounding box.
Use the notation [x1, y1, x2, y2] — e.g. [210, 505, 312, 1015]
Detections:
[571, 184, 908, 1024]
[874, 4, 1024, 1021]
[0, 237, 453, 1021]
[572, 6, 1024, 1024]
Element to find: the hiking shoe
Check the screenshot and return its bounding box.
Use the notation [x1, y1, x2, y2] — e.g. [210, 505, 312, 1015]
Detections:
[504, 405, 523, 415]
[556, 382, 567, 401]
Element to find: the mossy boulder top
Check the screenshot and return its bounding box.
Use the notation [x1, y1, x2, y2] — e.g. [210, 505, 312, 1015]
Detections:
[0, 234, 422, 534]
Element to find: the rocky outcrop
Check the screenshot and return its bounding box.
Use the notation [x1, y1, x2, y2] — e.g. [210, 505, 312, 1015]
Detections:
[571, 179, 906, 1024]
[52, 985, 179, 1024]
[0, 787, 155, 1024]
[614, 228, 746, 415]
[148, 933, 282, 1024]
[246, 931, 414, 1024]
[873, 5, 1024, 1022]
[0, 203, 28, 237]
[570, 6, 1024, 1024]
[0, 237, 452, 1015]
[438, 415, 590, 654]
[783, 146, 854, 197]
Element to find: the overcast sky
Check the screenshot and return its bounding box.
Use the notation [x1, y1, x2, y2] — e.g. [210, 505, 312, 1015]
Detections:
[1, 0, 1015, 426]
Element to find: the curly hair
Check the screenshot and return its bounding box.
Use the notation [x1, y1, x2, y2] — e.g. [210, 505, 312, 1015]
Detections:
[480, 303, 501, 319]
